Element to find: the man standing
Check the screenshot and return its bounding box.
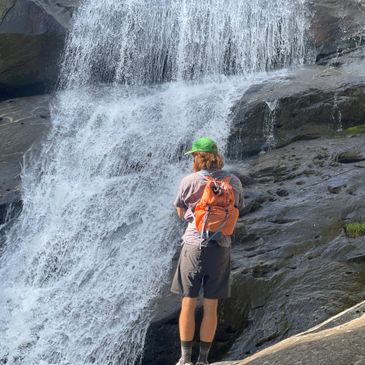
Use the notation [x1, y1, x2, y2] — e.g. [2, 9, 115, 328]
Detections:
[171, 137, 244, 365]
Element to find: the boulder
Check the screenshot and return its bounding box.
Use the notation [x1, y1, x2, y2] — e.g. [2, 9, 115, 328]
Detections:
[211, 301, 365, 365]
[307, 0, 365, 62]
[0, 1, 65, 97]
[226, 56, 365, 158]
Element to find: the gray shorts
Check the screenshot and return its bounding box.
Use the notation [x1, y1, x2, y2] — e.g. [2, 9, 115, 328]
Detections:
[170, 243, 231, 299]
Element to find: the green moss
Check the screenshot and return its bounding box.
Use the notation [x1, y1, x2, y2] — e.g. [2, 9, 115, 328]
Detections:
[333, 124, 365, 139]
[343, 124, 365, 135]
[344, 222, 365, 238]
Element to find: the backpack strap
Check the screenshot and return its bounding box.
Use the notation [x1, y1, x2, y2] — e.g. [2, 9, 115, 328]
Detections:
[200, 205, 211, 239]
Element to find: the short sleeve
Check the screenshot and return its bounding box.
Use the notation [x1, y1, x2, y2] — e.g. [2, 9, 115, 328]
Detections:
[231, 175, 245, 210]
[174, 179, 188, 209]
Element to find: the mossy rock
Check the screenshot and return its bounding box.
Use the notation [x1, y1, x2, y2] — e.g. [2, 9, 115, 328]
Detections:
[333, 125, 365, 139]
[344, 222, 365, 238]
[343, 125, 365, 135]
[335, 150, 365, 163]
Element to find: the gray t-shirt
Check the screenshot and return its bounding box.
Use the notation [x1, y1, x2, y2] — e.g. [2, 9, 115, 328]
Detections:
[174, 169, 244, 247]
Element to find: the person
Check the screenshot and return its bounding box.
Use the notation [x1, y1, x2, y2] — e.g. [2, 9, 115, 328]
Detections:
[171, 137, 245, 365]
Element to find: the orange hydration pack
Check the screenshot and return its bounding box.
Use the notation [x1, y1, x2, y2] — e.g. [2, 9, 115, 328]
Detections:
[194, 174, 239, 239]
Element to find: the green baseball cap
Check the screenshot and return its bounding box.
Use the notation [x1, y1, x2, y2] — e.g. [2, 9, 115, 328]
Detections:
[184, 137, 218, 155]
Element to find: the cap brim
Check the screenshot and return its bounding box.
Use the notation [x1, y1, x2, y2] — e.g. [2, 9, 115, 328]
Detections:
[184, 150, 195, 155]
[184, 149, 218, 155]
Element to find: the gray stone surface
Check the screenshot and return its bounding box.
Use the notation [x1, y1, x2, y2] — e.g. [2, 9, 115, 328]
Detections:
[308, 0, 365, 62]
[227, 54, 365, 158]
[0, 95, 50, 224]
[0, 1, 65, 97]
[222, 134, 365, 361]
[31, 0, 80, 29]
[211, 301, 365, 365]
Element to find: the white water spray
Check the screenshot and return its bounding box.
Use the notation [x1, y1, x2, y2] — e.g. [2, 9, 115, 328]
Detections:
[61, 0, 308, 87]
[0, 1, 309, 364]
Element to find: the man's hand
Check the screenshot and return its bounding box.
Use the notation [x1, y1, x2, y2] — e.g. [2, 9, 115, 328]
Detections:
[176, 207, 186, 219]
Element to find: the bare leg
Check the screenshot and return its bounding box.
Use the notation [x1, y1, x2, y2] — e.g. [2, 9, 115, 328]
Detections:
[200, 298, 218, 342]
[179, 297, 198, 341]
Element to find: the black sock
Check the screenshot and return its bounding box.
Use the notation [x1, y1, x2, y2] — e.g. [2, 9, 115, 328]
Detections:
[180, 340, 193, 364]
[197, 341, 212, 364]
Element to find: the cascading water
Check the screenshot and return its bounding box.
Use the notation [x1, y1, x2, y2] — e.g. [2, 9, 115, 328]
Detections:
[263, 100, 278, 151]
[61, 0, 308, 87]
[0, 1, 309, 364]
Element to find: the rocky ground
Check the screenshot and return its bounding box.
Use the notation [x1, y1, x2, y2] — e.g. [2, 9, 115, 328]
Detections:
[222, 132, 365, 361]
[211, 300, 365, 365]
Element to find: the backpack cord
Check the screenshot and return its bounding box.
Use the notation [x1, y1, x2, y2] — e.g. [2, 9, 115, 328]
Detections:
[200, 209, 229, 248]
[200, 206, 211, 240]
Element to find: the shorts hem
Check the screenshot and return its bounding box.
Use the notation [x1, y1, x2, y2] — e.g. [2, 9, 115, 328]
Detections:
[170, 288, 199, 298]
[203, 294, 230, 299]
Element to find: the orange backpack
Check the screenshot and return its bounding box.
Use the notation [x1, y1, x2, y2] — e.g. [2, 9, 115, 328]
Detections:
[194, 174, 239, 239]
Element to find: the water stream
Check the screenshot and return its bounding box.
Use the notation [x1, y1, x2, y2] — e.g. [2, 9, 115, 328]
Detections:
[0, 1, 308, 364]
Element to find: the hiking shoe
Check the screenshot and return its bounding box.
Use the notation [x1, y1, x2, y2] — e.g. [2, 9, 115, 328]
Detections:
[175, 360, 193, 365]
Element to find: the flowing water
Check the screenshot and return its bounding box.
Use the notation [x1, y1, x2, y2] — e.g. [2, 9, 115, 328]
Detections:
[0, 1, 309, 364]
[263, 100, 279, 151]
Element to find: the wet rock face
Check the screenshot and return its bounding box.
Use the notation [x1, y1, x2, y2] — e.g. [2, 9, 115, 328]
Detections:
[0, 1, 65, 97]
[226, 59, 365, 158]
[308, 0, 365, 62]
[211, 301, 365, 365]
[31, 0, 80, 29]
[221, 135, 365, 361]
[0, 95, 50, 226]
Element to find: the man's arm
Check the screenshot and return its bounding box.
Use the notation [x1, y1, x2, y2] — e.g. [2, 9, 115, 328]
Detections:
[176, 207, 186, 219]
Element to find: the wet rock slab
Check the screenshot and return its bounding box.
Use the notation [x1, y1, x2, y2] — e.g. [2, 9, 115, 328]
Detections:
[227, 54, 365, 158]
[0, 1, 65, 97]
[308, 0, 365, 61]
[220, 134, 365, 361]
[211, 301, 365, 365]
[31, 0, 80, 29]
[0, 95, 50, 223]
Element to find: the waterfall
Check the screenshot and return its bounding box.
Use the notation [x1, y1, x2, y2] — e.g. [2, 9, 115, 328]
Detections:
[0, 1, 308, 364]
[61, 0, 308, 87]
